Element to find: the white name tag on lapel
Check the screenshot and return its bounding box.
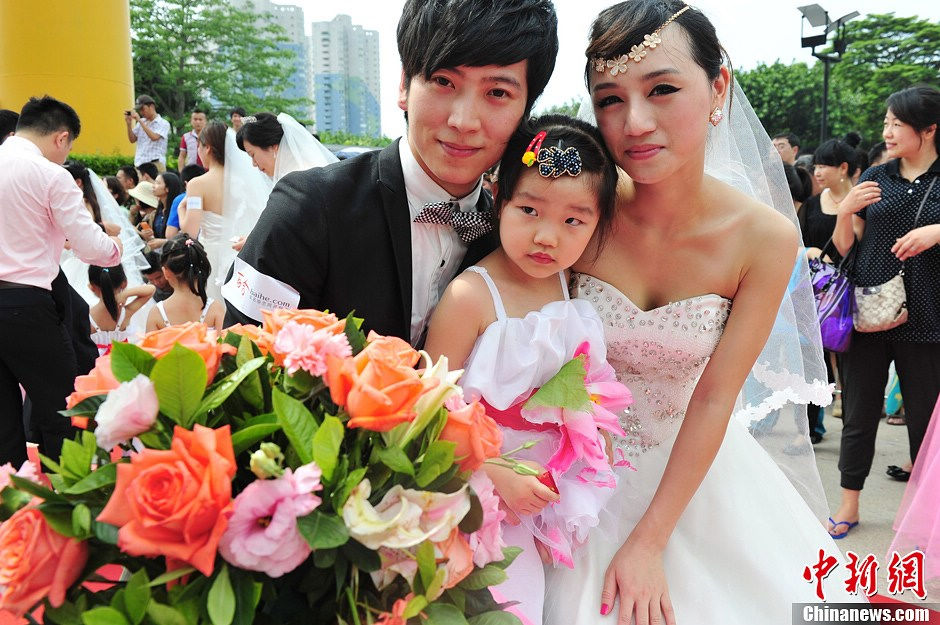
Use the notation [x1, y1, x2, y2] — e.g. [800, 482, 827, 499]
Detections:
[222, 257, 301, 321]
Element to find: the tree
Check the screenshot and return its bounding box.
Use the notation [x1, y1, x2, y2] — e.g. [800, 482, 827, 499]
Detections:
[536, 97, 583, 118]
[130, 0, 304, 132]
[736, 61, 823, 146]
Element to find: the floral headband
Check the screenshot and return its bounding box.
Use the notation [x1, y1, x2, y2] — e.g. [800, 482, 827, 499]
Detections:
[522, 131, 583, 178]
[593, 5, 690, 77]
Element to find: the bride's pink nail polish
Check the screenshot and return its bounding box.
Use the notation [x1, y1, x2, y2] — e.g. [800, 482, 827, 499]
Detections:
[600, 603, 610, 616]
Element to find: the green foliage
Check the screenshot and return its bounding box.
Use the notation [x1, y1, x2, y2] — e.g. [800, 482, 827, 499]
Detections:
[66, 154, 135, 177]
[319, 130, 394, 147]
[737, 13, 940, 148]
[535, 97, 583, 118]
[129, 0, 305, 133]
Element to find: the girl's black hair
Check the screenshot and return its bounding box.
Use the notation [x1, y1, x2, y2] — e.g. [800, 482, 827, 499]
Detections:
[157, 171, 183, 212]
[160, 233, 211, 305]
[64, 161, 102, 224]
[199, 121, 228, 166]
[585, 0, 733, 108]
[236, 112, 283, 151]
[105, 176, 128, 205]
[495, 114, 619, 252]
[784, 164, 813, 204]
[814, 139, 858, 176]
[88, 264, 127, 322]
[886, 85, 940, 152]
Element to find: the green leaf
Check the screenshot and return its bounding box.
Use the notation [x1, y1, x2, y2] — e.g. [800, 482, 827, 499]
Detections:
[416, 440, 456, 488]
[81, 607, 129, 625]
[207, 564, 236, 625]
[145, 603, 188, 625]
[335, 467, 366, 509]
[60, 394, 105, 417]
[459, 565, 508, 591]
[492, 547, 523, 571]
[523, 354, 591, 412]
[10, 474, 66, 503]
[230, 568, 263, 625]
[343, 313, 367, 354]
[313, 548, 337, 568]
[458, 489, 483, 534]
[403, 595, 429, 619]
[64, 462, 118, 494]
[230, 423, 282, 456]
[123, 569, 151, 625]
[39, 503, 77, 537]
[59, 432, 96, 481]
[1, 485, 32, 518]
[44, 599, 84, 625]
[149, 343, 207, 426]
[148, 566, 196, 587]
[273, 388, 317, 466]
[422, 602, 469, 625]
[235, 336, 265, 410]
[312, 415, 344, 481]
[416, 540, 436, 592]
[340, 539, 381, 572]
[71, 503, 92, 538]
[194, 356, 265, 420]
[425, 567, 448, 606]
[468, 612, 523, 625]
[110, 342, 157, 382]
[93, 520, 119, 544]
[375, 445, 415, 476]
[297, 510, 349, 549]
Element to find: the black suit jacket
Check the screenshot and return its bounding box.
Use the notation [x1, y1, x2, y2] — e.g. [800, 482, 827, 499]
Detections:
[224, 140, 499, 342]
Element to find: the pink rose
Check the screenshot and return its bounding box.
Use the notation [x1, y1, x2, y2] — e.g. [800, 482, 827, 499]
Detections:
[219, 463, 322, 577]
[273, 321, 352, 377]
[466, 471, 506, 567]
[93, 375, 159, 450]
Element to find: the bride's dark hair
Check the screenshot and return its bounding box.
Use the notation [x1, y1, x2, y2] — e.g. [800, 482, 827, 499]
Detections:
[235, 112, 283, 151]
[585, 1, 732, 99]
[199, 121, 228, 166]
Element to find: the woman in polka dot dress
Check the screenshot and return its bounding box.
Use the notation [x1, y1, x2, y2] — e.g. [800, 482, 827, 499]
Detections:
[830, 85, 940, 538]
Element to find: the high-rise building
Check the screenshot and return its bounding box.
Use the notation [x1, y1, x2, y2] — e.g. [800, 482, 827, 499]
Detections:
[310, 15, 381, 138]
[232, 0, 312, 120]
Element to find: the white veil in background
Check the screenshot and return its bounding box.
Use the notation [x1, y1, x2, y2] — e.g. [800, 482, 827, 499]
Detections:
[579, 83, 833, 521]
[273, 113, 338, 182]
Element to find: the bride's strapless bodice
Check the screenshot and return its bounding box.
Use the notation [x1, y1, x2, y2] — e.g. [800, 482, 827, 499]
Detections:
[572, 274, 732, 456]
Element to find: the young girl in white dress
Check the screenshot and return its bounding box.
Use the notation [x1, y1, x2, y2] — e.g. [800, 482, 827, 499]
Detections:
[426, 115, 627, 625]
[87, 264, 154, 354]
[145, 233, 224, 331]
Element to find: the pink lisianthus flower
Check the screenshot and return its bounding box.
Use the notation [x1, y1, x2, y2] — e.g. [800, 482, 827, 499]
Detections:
[0, 460, 40, 492]
[524, 342, 631, 478]
[466, 471, 506, 567]
[273, 321, 352, 377]
[219, 462, 322, 577]
[93, 374, 159, 451]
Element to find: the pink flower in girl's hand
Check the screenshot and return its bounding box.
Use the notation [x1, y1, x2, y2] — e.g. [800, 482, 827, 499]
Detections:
[466, 471, 507, 567]
[273, 320, 352, 377]
[219, 463, 322, 577]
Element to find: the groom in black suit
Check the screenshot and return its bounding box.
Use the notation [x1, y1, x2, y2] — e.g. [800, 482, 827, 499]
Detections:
[224, 0, 558, 345]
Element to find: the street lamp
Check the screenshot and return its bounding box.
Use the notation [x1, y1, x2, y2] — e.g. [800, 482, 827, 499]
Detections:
[798, 4, 859, 144]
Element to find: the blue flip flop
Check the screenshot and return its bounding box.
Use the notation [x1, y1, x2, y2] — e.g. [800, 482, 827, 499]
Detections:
[828, 517, 859, 539]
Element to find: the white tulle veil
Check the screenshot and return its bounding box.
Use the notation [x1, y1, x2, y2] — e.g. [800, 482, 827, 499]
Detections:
[579, 83, 833, 521]
[273, 113, 338, 182]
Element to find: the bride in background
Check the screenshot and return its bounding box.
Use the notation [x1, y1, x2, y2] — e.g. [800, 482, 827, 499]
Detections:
[545, 2, 864, 623]
[236, 111, 337, 182]
[178, 121, 271, 302]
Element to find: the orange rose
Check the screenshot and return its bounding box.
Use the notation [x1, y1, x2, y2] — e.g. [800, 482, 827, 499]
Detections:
[439, 400, 503, 472]
[138, 322, 235, 382]
[326, 333, 423, 432]
[66, 354, 120, 409]
[261, 308, 346, 337]
[437, 529, 474, 590]
[374, 598, 408, 625]
[97, 424, 236, 576]
[0, 504, 88, 617]
[224, 324, 275, 356]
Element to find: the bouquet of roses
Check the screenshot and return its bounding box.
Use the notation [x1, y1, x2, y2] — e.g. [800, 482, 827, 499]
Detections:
[0, 309, 521, 625]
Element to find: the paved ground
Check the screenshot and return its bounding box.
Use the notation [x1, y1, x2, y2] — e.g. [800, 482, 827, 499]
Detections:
[813, 404, 924, 601]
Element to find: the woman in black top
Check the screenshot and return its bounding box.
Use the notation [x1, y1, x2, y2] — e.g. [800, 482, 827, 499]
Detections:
[830, 86, 940, 538]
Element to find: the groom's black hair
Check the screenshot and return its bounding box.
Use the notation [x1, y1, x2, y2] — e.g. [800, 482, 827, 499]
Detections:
[397, 0, 559, 116]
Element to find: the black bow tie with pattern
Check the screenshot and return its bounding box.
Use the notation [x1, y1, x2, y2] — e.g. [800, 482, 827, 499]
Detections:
[413, 201, 494, 243]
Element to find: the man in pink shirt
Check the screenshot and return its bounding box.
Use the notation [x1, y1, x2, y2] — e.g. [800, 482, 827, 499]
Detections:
[0, 96, 122, 466]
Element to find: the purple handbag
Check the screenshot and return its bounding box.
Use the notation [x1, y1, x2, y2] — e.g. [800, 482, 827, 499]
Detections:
[809, 240, 856, 353]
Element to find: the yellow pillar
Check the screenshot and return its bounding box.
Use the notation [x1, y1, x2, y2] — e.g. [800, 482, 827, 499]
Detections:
[0, 0, 135, 156]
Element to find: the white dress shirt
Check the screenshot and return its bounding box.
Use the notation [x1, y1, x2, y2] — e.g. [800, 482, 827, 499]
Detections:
[133, 114, 171, 166]
[0, 136, 121, 290]
[399, 139, 483, 345]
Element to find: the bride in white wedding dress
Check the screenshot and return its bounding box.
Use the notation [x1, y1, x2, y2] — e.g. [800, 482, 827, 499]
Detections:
[544, 3, 865, 623]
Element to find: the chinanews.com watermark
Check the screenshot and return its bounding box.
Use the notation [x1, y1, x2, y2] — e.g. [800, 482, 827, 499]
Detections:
[793, 603, 936, 624]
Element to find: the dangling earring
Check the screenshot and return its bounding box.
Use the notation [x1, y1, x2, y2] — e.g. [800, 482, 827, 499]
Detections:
[708, 106, 723, 126]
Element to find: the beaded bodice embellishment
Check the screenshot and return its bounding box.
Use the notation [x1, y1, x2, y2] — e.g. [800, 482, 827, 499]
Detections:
[572, 274, 732, 456]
